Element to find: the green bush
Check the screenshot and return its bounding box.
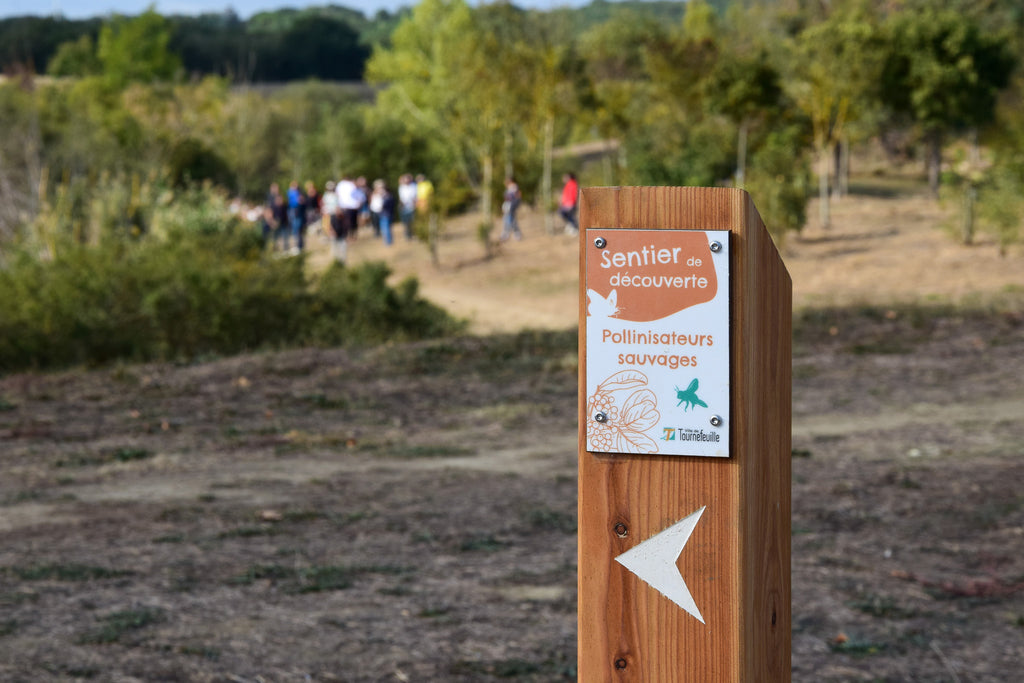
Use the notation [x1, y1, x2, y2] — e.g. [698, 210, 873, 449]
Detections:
[0, 230, 464, 371]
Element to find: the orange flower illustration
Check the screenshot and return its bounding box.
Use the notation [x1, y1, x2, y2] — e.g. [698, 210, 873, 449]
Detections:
[587, 370, 661, 454]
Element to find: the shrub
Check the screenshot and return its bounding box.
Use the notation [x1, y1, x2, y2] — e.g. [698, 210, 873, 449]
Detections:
[0, 231, 463, 371]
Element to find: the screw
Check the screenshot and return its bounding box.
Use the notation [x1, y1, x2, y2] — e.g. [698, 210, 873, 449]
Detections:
[594, 237, 607, 249]
[594, 411, 608, 424]
[710, 240, 723, 253]
[614, 658, 628, 670]
[710, 415, 723, 427]
[614, 523, 628, 538]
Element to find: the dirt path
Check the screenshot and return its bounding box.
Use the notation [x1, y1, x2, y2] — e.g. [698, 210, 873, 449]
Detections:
[321, 189, 1022, 335]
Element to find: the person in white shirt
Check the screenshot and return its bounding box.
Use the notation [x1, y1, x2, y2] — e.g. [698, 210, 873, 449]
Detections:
[397, 173, 418, 241]
[335, 175, 363, 240]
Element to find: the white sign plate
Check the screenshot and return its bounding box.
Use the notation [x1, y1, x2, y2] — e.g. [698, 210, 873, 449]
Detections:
[585, 229, 730, 457]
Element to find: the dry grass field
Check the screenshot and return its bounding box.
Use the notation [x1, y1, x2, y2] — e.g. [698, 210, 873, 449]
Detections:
[1, 179, 1022, 681]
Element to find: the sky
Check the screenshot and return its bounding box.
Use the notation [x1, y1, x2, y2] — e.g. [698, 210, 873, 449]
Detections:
[0, 0, 591, 20]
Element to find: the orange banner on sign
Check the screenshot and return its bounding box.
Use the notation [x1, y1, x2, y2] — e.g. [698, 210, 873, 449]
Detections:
[587, 230, 718, 323]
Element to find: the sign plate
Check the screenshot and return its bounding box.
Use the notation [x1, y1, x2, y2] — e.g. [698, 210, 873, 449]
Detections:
[585, 229, 730, 457]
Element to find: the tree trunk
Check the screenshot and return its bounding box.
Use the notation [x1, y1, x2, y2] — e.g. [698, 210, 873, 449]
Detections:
[542, 114, 554, 235]
[832, 138, 849, 200]
[428, 213, 440, 267]
[818, 145, 831, 230]
[735, 119, 748, 186]
[962, 129, 980, 246]
[962, 183, 976, 246]
[504, 130, 514, 183]
[481, 152, 493, 231]
[926, 129, 942, 199]
[840, 136, 850, 198]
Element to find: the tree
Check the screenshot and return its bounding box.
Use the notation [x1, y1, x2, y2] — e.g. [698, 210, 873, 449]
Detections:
[882, 4, 1016, 198]
[704, 50, 782, 186]
[46, 35, 101, 78]
[97, 8, 182, 88]
[787, 1, 884, 228]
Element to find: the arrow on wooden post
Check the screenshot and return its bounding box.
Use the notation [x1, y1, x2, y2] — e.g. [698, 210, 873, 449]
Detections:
[614, 506, 707, 624]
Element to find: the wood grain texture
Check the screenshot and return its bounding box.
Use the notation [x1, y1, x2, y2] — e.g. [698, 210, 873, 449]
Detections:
[577, 187, 791, 682]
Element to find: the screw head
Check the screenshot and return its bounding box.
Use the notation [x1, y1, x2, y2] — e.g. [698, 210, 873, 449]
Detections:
[594, 411, 608, 424]
[614, 658, 628, 670]
[710, 415, 723, 427]
[614, 523, 628, 538]
[710, 240, 723, 253]
[594, 237, 607, 249]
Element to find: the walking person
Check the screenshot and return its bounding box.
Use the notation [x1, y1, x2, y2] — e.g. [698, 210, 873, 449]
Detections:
[263, 182, 282, 248]
[500, 176, 522, 242]
[371, 179, 395, 246]
[322, 180, 348, 264]
[336, 175, 362, 242]
[398, 173, 418, 240]
[559, 172, 579, 235]
[286, 180, 306, 253]
[304, 180, 321, 241]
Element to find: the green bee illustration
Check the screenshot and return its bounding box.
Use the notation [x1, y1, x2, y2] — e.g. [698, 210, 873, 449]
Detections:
[675, 379, 708, 411]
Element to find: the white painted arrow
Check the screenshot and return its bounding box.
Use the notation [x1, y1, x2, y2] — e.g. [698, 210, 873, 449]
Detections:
[615, 506, 707, 624]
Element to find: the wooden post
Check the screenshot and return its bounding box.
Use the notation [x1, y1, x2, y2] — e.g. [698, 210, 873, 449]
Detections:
[578, 187, 791, 682]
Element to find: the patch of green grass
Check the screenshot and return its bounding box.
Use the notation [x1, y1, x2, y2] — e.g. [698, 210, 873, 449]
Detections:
[282, 509, 325, 523]
[354, 439, 475, 459]
[55, 447, 153, 468]
[6, 563, 134, 582]
[965, 496, 1024, 531]
[848, 338, 913, 355]
[459, 534, 507, 552]
[296, 565, 356, 593]
[178, 645, 221, 660]
[299, 393, 349, 410]
[0, 619, 17, 637]
[0, 397, 16, 412]
[229, 563, 294, 585]
[78, 607, 165, 645]
[829, 636, 888, 656]
[0, 590, 38, 606]
[229, 563, 409, 593]
[847, 594, 917, 619]
[377, 443, 476, 459]
[153, 534, 185, 544]
[1, 489, 44, 505]
[452, 656, 577, 679]
[216, 525, 278, 539]
[523, 506, 576, 533]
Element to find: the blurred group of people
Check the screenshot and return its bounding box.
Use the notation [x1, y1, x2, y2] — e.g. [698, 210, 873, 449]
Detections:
[261, 173, 434, 263]
[258, 170, 579, 261]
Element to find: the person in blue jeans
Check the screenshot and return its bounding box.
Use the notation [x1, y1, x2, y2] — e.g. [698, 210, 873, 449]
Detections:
[286, 180, 306, 253]
[372, 179, 396, 246]
[500, 176, 522, 241]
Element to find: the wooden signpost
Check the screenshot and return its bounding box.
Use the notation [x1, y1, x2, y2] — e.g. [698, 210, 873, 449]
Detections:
[578, 187, 791, 682]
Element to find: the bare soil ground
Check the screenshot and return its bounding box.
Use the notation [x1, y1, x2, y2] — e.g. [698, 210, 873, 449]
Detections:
[1, 182, 1023, 682]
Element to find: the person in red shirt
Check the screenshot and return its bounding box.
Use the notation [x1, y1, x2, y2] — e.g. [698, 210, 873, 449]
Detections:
[559, 172, 579, 235]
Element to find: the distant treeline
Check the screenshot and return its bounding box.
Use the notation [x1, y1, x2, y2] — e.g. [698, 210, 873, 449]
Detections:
[0, 7, 383, 81]
[0, 1, 697, 82]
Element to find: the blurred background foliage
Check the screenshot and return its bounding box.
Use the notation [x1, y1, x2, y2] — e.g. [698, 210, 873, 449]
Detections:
[0, 0, 1022, 369]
